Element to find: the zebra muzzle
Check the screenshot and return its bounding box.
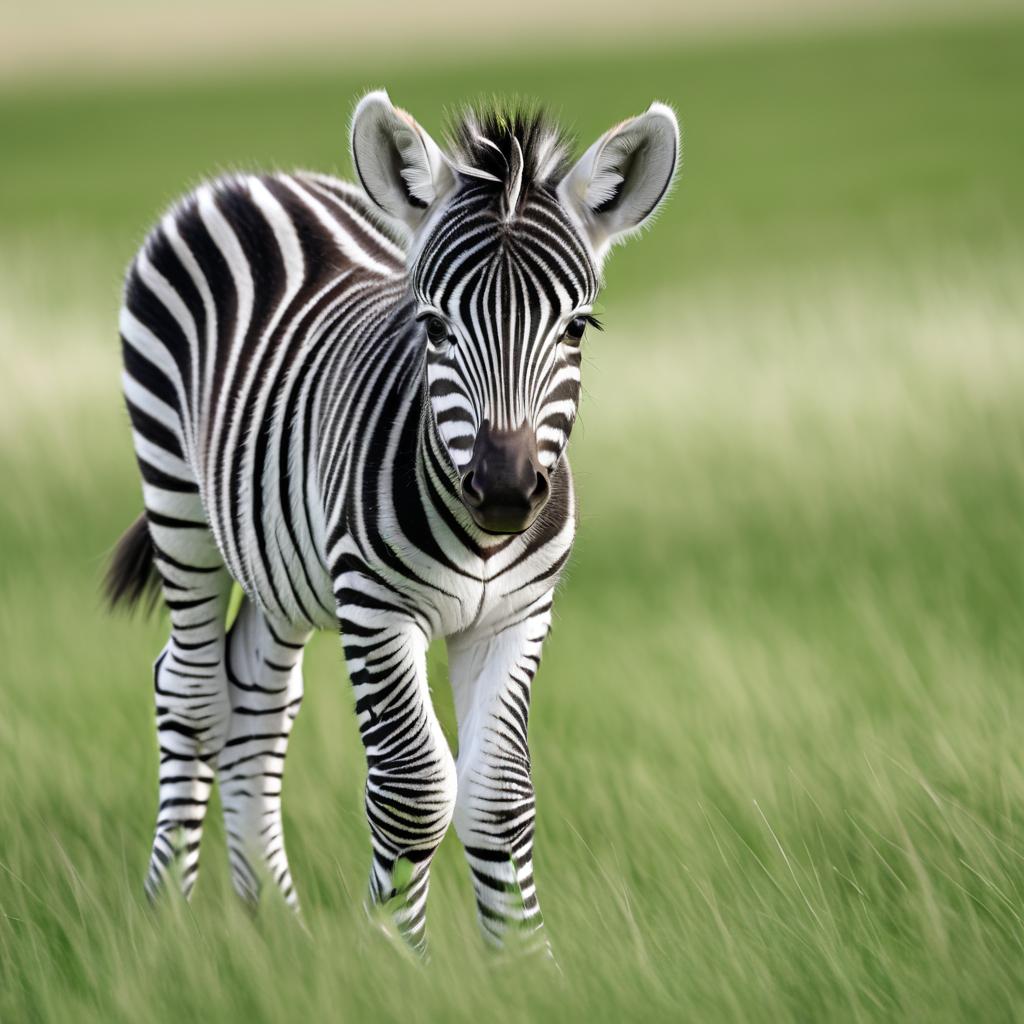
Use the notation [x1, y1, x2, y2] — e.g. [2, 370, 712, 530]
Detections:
[461, 421, 549, 534]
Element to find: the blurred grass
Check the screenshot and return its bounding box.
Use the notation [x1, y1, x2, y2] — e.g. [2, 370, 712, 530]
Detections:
[2, 15, 1023, 303]
[3, 11, 1024, 1024]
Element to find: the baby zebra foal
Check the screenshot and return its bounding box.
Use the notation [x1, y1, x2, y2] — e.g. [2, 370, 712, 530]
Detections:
[108, 90, 679, 954]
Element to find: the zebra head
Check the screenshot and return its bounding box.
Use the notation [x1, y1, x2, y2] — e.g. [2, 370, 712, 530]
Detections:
[351, 92, 679, 534]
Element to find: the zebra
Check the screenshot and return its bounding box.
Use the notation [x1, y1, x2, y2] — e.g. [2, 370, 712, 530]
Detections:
[107, 90, 679, 954]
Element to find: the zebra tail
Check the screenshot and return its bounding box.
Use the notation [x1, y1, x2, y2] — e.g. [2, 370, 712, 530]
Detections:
[105, 513, 161, 614]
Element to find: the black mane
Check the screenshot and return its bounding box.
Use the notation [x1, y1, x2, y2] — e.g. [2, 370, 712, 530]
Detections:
[445, 103, 576, 201]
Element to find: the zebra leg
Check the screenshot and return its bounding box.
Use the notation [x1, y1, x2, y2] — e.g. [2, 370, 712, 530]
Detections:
[447, 592, 554, 955]
[338, 577, 457, 955]
[146, 514, 233, 902]
[217, 598, 309, 909]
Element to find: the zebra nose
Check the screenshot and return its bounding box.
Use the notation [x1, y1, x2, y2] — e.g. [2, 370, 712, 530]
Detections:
[461, 466, 547, 510]
[461, 422, 549, 534]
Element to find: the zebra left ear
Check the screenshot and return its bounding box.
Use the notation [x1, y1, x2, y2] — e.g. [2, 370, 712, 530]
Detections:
[558, 102, 680, 262]
[350, 90, 457, 234]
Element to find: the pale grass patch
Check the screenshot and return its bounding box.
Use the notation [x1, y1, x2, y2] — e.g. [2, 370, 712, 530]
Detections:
[0, 237, 123, 452]
[571, 249, 1024, 537]
[0, 301, 117, 447]
[584, 250, 1024, 451]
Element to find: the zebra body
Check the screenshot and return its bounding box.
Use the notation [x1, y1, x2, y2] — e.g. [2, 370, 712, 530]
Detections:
[112, 92, 678, 953]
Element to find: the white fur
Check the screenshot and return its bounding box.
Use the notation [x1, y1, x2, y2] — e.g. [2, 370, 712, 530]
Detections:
[558, 102, 680, 265]
[350, 89, 458, 236]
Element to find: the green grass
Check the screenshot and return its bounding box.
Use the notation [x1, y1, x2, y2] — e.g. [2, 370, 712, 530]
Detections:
[3, 12, 1024, 1023]
[3, 14, 1024, 302]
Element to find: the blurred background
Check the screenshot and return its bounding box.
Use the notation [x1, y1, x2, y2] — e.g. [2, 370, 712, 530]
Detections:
[2, 2, 1023, 1021]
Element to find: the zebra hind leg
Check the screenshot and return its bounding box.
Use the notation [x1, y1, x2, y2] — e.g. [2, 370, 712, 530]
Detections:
[142, 516, 234, 903]
[217, 598, 309, 911]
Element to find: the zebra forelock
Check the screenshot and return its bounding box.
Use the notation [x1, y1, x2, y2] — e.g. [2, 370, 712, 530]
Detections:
[445, 103, 576, 221]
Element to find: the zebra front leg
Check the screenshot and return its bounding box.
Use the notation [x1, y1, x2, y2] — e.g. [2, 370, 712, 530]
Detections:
[146, 519, 234, 903]
[338, 577, 457, 955]
[447, 592, 554, 955]
[217, 598, 309, 910]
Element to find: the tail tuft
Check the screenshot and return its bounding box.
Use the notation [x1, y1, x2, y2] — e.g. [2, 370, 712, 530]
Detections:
[105, 513, 161, 614]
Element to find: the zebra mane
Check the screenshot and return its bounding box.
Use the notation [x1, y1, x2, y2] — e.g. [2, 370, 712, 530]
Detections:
[445, 103, 576, 220]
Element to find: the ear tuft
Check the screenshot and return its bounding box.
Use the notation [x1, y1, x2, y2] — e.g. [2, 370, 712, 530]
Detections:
[558, 102, 680, 263]
[350, 90, 456, 232]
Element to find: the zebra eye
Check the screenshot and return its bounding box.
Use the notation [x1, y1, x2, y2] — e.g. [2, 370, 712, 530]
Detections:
[562, 316, 589, 345]
[424, 315, 449, 345]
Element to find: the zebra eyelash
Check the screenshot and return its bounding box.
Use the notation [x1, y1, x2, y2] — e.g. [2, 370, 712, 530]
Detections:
[567, 314, 604, 332]
[560, 312, 604, 347]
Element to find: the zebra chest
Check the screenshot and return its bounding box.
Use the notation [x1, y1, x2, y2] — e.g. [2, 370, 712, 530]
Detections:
[431, 573, 492, 636]
[359, 538, 488, 633]
[367, 528, 573, 637]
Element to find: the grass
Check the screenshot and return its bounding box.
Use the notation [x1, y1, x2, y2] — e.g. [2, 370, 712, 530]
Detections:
[2, 11, 1024, 1023]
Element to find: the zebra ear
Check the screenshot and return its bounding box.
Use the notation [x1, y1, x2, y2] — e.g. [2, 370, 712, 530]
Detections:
[558, 102, 679, 261]
[350, 90, 457, 233]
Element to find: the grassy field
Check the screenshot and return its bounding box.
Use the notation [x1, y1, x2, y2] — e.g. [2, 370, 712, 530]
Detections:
[2, 12, 1024, 1022]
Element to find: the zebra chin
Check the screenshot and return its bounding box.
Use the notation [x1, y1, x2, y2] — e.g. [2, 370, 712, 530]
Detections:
[464, 500, 546, 536]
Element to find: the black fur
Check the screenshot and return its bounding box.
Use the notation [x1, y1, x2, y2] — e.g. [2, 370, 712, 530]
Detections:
[446, 102, 575, 192]
[105, 513, 161, 614]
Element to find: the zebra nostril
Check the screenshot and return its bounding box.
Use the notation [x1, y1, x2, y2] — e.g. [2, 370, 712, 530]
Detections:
[461, 471, 484, 507]
[530, 471, 549, 507]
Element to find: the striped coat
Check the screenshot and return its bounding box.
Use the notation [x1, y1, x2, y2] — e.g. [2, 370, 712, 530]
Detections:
[109, 92, 679, 954]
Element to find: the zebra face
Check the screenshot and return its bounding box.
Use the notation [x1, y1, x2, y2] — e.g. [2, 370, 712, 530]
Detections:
[351, 91, 680, 533]
[412, 187, 598, 533]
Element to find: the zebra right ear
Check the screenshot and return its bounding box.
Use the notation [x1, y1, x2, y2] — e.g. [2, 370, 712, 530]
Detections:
[350, 90, 457, 234]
